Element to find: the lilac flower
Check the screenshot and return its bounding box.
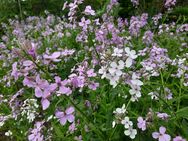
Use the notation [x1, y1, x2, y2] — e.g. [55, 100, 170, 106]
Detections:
[28, 42, 37, 58]
[131, 0, 139, 7]
[152, 13, 162, 25]
[28, 121, 44, 141]
[88, 82, 99, 90]
[24, 75, 57, 110]
[137, 117, 146, 131]
[55, 76, 72, 95]
[78, 17, 91, 30]
[55, 107, 75, 125]
[86, 69, 96, 77]
[69, 122, 77, 133]
[11, 62, 20, 81]
[173, 136, 186, 141]
[43, 52, 61, 63]
[165, 0, 176, 9]
[143, 30, 154, 45]
[84, 6, 95, 16]
[152, 126, 171, 141]
[157, 112, 170, 120]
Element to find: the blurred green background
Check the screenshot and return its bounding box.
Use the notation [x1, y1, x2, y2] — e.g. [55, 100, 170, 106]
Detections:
[0, 0, 187, 23]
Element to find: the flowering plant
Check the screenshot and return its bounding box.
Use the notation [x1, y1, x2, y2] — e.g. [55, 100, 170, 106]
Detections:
[0, 0, 187, 140]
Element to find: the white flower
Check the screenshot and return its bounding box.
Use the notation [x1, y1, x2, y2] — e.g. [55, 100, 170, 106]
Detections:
[112, 121, 116, 128]
[121, 117, 133, 128]
[113, 104, 126, 115]
[20, 99, 39, 123]
[98, 66, 107, 79]
[130, 73, 143, 86]
[109, 60, 124, 76]
[84, 6, 95, 16]
[148, 92, 159, 100]
[124, 127, 137, 139]
[5, 130, 12, 136]
[125, 47, 137, 68]
[106, 74, 119, 88]
[129, 87, 141, 102]
[112, 48, 123, 57]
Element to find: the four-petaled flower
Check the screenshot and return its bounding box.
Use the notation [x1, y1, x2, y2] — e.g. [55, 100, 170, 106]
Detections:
[137, 117, 146, 131]
[152, 126, 171, 141]
[112, 48, 123, 57]
[173, 136, 186, 141]
[121, 117, 133, 129]
[79, 17, 91, 30]
[125, 47, 137, 68]
[55, 107, 75, 125]
[84, 6, 95, 16]
[124, 127, 137, 139]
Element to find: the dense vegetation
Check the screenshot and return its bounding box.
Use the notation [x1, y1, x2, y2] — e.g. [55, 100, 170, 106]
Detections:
[0, 0, 188, 141]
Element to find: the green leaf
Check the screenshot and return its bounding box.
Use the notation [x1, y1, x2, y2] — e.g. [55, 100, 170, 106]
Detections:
[176, 107, 188, 119]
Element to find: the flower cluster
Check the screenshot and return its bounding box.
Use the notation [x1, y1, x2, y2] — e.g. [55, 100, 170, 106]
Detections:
[0, 0, 187, 140]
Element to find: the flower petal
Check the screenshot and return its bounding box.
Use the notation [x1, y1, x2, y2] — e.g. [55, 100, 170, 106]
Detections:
[67, 115, 75, 123]
[35, 87, 43, 98]
[41, 99, 50, 110]
[65, 107, 75, 114]
[126, 57, 132, 68]
[60, 117, 67, 125]
[152, 132, 160, 139]
[159, 126, 166, 134]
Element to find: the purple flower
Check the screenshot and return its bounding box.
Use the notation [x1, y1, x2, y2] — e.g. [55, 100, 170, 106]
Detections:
[173, 136, 186, 141]
[137, 117, 146, 131]
[55, 106, 75, 125]
[152, 126, 171, 141]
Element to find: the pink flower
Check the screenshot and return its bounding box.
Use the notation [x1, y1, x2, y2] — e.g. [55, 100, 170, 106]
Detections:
[137, 117, 146, 131]
[173, 136, 186, 141]
[152, 126, 171, 141]
[55, 107, 75, 125]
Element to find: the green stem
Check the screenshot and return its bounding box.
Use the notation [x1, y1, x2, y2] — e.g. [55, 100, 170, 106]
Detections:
[17, 0, 23, 20]
[177, 77, 183, 111]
